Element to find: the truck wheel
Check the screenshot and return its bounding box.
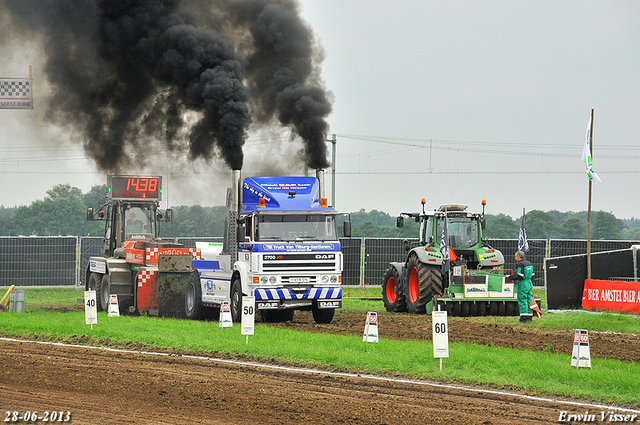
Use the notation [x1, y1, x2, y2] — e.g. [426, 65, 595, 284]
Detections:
[405, 254, 442, 314]
[280, 310, 295, 322]
[261, 309, 294, 323]
[260, 310, 278, 322]
[96, 274, 110, 312]
[312, 304, 335, 324]
[230, 278, 242, 324]
[185, 271, 203, 320]
[382, 266, 406, 312]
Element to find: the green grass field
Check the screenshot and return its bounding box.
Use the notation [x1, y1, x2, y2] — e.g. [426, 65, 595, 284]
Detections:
[2, 287, 639, 408]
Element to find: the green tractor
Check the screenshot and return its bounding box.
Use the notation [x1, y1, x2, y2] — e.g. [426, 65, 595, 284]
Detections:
[382, 200, 519, 316]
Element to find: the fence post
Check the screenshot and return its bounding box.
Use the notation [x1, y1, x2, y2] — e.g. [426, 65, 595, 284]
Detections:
[359, 238, 366, 287]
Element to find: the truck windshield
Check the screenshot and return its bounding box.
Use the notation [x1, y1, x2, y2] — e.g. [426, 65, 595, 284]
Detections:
[256, 214, 338, 241]
[427, 216, 479, 249]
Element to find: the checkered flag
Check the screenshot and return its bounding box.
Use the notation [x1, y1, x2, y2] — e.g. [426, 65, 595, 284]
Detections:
[0, 78, 34, 109]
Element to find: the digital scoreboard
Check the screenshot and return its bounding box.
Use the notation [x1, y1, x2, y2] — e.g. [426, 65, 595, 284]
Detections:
[107, 176, 162, 200]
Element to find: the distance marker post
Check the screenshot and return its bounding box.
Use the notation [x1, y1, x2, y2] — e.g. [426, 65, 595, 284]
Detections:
[84, 290, 97, 329]
[432, 305, 449, 370]
[241, 296, 255, 344]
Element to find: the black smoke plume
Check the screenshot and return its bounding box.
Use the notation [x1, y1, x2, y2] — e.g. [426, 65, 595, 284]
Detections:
[0, 0, 332, 172]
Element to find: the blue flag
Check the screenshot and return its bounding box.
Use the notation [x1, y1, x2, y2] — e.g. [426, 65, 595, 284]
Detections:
[518, 214, 529, 253]
[441, 217, 450, 274]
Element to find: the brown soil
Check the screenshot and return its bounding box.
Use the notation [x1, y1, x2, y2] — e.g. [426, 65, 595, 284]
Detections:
[2, 309, 638, 424]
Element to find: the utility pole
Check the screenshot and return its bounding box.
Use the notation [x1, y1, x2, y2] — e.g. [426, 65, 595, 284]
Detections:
[327, 133, 337, 207]
[586, 109, 594, 280]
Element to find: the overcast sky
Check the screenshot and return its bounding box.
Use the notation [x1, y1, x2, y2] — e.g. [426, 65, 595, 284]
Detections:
[1, 0, 639, 221]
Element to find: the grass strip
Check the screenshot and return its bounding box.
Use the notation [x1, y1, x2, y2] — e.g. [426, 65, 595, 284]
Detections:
[1, 308, 639, 408]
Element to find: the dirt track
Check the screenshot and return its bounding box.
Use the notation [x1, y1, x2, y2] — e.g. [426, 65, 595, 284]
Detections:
[2, 309, 639, 424]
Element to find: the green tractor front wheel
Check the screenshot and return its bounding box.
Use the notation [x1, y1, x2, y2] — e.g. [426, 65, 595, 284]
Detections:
[382, 266, 406, 312]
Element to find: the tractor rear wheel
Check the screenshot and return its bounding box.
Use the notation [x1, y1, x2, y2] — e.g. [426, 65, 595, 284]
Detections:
[97, 274, 110, 312]
[87, 273, 105, 312]
[405, 253, 443, 314]
[382, 266, 406, 312]
[185, 271, 203, 320]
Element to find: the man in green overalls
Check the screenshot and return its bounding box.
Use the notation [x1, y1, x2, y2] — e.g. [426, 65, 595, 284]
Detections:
[507, 250, 534, 323]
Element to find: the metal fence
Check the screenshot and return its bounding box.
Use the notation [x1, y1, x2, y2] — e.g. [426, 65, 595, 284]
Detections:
[548, 239, 640, 258]
[340, 237, 362, 287]
[2, 236, 639, 288]
[0, 236, 78, 287]
[363, 238, 418, 286]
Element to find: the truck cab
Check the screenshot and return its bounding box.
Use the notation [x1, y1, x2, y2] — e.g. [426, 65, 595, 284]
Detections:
[190, 173, 346, 324]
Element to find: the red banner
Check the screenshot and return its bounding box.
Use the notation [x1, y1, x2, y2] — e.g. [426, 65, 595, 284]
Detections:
[582, 279, 640, 314]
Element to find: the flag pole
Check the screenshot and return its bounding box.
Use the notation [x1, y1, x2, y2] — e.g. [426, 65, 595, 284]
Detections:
[586, 109, 594, 280]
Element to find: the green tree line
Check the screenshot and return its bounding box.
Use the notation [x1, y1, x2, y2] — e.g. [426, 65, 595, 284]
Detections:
[2, 184, 640, 240]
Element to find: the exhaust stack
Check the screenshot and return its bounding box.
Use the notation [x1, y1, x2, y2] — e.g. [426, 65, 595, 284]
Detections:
[223, 169, 241, 264]
[316, 169, 325, 200]
[232, 169, 241, 213]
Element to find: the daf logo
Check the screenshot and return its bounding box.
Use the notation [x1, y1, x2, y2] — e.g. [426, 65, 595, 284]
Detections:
[315, 254, 334, 260]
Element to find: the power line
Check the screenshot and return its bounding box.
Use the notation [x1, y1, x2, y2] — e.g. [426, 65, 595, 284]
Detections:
[335, 170, 640, 175]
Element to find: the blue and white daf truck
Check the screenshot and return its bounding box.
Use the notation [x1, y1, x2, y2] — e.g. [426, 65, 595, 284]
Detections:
[186, 170, 350, 324]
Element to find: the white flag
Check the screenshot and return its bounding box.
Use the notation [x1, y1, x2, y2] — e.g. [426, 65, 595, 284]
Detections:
[582, 114, 601, 184]
[518, 214, 529, 253]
